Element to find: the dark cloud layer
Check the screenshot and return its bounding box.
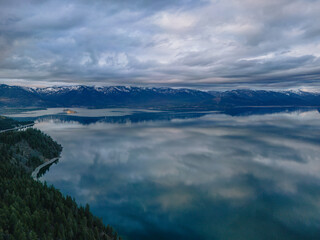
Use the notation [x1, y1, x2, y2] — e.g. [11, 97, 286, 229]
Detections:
[0, 0, 319, 89]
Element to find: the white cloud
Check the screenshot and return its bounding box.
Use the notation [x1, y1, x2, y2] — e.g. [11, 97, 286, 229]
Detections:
[153, 11, 196, 31]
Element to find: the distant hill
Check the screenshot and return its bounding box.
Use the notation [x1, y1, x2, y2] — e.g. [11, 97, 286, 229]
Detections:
[1, 84, 320, 109]
[209, 89, 320, 107]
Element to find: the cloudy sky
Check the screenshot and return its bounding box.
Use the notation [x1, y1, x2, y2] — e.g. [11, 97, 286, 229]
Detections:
[0, 0, 320, 89]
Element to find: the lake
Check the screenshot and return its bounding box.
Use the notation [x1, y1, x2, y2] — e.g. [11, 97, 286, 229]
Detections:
[7, 108, 320, 240]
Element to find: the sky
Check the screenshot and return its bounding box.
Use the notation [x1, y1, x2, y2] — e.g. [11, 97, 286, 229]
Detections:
[0, 0, 320, 90]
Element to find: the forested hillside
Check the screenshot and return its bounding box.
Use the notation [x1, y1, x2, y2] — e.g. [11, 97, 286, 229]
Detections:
[0, 118, 119, 240]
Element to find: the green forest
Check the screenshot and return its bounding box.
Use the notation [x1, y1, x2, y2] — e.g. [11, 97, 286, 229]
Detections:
[0, 117, 120, 240]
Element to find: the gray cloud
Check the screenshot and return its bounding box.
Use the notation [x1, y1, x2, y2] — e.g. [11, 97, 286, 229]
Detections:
[0, 0, 319, 89]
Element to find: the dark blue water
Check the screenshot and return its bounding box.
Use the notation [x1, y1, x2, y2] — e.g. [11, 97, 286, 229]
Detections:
[9, 108, 320, 240]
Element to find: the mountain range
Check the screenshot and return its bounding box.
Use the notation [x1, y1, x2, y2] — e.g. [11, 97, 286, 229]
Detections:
[1, 84, 320, 110]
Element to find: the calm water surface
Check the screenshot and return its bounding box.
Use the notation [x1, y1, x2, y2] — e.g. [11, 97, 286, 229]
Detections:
[9, 108, 320, 240]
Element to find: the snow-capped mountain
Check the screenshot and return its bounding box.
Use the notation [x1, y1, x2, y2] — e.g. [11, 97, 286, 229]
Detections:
[30, 85, 209, 96]
[1, 84, 320, 109]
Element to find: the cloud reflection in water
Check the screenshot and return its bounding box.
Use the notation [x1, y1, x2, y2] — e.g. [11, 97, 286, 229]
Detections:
[35, 110, 320, 240]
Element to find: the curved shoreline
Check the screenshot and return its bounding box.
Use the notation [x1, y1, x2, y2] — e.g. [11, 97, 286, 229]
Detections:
[0, 123, 34, 133]
[31, 157, 60, 180]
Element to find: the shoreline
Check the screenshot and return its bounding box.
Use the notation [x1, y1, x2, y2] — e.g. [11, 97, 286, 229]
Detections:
[0, 123, 34, 133]
[31, 157, 60, 180]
